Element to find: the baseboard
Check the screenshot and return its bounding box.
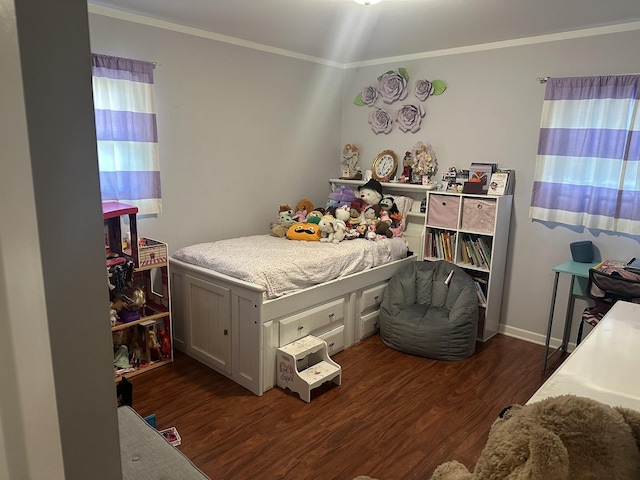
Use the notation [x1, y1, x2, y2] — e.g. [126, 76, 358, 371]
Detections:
[498, 324, 577, 352]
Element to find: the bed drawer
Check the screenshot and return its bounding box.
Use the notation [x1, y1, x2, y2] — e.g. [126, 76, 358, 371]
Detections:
[360, 311, 380, 340]
[279, 297, 345, 346]
[318, 325, 345, 356]
[361, 282, 387, 314]
[427, 195, 460, 229]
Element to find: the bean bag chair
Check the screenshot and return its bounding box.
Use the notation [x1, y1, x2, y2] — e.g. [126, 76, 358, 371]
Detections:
[379, 260, 478, 360]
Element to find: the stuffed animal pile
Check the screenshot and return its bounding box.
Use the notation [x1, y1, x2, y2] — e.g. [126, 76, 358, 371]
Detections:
[270, 179, 405, 242]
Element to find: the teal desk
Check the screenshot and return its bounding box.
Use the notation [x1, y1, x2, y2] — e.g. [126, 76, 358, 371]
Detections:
[542, 260, 597, 370]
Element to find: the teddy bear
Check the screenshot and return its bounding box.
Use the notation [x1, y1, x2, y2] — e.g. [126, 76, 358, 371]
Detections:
[318, 214, 346, 244]
[429, 394, 640, 480]
[357, 178, 383, 208]
[293, 198, 314, 222]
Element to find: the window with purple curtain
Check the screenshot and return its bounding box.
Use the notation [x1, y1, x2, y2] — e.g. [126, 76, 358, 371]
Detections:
[530, 75, 640, 234]
[92, 54, 162, 214]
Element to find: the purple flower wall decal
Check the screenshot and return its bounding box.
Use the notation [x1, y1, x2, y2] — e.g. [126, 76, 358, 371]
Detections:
[368, 107, 393, 135]
[361, 85, 378, 106]
[378, 70, 408, 104]
[414, 79, 433, 101]
[396, 104, 425, 133]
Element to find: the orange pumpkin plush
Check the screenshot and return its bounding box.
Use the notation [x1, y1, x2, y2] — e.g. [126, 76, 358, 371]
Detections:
[286, 222, 322, 241]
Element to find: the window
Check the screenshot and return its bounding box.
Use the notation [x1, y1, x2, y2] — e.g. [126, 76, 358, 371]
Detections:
[530, 75, 640, 234]
[92, 54, 162, 214]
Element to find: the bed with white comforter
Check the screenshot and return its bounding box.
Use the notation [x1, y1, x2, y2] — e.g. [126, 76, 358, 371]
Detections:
[172, 235, 408, 299]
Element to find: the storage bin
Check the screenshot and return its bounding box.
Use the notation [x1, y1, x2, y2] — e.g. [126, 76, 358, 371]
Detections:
[138, 238, 168, 267]
[461, 198, 496, 233]
[427, 195, 460, 229]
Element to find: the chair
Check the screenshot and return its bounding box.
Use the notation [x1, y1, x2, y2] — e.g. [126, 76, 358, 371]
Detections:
[577, 265, 640, 344]
[379, 260, 479, 360]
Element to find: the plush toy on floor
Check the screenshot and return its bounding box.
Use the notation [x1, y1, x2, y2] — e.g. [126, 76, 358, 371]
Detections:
[429, 394, 640, 480]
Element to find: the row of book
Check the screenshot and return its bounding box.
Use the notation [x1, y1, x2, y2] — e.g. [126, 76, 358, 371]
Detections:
[424, 230, 456, 262]
[459, 233, 492, 269]
[487, 169, 515, 196]
[468, 273, 488, 306]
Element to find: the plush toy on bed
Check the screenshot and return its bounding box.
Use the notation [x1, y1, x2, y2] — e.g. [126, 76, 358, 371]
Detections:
[380, 195, 407, 236]
[286, 222, 322, 241]
[270, 210, 297, 237]
[306, 208, 325, 225]
[429, 394, 640, 480]
[293, 198, 314, 222]
[357, 178, 384, 207]
[318, 214, 346, 244]
[348, 200, 365, 228]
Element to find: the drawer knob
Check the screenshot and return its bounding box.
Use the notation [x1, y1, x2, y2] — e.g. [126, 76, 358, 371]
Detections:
[442, 202, 447, 206]
[224, 329, 228, 335]
[329, 342, 335, 347]
[477, 204, 483, 209]
[329, 313, 335, 318]
[374, 295, 379, 300]
[297, 325, 304, 330]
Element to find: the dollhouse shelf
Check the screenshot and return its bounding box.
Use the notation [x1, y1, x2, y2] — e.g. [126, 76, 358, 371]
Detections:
[103, 201, 173, 382]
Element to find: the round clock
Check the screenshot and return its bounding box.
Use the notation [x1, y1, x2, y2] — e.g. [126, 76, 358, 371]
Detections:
[372, 150, 398, 181]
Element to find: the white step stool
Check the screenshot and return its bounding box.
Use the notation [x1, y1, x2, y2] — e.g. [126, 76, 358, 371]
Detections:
[277, 335, 342, 402]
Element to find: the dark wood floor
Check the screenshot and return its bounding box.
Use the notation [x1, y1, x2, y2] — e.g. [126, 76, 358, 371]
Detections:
[130, 334, 556, 480]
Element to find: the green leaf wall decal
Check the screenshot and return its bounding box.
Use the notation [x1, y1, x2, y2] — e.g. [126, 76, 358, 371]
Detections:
[431, 80, 447, 95]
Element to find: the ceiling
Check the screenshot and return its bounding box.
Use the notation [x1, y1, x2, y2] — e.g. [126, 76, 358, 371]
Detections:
[88, 0, 640, 65]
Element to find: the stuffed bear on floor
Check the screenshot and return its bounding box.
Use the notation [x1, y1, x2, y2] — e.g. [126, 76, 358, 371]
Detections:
[429, 394, 640, 480]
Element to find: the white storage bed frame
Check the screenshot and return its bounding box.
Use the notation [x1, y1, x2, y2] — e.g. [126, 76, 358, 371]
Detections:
[170, 253, 417, 395]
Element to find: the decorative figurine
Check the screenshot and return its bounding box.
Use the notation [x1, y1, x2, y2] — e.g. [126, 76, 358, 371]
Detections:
[341, 144, 360, 179]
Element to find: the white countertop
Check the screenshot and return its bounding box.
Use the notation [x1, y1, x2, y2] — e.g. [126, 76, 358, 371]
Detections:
[528, 301, 640, 410]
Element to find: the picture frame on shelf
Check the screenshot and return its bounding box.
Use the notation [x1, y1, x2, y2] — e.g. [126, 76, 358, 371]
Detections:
[469, 162, 497, 192]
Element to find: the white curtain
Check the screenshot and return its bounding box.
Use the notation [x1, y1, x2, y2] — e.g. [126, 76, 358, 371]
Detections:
[530, 75, 640, 234]
[92, 54, 162, 214]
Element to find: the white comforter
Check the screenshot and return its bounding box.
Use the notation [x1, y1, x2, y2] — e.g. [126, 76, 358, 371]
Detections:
[172, 235, 408, 299]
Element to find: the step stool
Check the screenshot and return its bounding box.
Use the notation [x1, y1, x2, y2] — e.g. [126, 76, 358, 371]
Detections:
[277, 335, 342, 402]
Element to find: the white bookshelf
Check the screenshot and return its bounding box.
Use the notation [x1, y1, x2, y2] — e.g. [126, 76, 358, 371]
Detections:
[424, 191, 513, 341]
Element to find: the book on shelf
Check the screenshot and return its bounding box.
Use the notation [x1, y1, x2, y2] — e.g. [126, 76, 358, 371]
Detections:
[474, 281, 488, 306]
[488, 169, 515, 195]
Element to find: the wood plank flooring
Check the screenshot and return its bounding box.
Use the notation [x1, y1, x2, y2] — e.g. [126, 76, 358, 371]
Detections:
[130, 334, 555, 480]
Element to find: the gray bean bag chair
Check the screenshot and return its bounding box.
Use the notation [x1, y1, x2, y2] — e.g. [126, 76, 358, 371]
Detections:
[379, 260, 478, 360]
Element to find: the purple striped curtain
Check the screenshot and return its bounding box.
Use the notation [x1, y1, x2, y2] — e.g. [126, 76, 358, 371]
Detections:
[92, 54, 162, 214]
[530, 75, 640, 234]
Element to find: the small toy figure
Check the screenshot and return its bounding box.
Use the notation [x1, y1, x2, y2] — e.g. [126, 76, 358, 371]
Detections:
[158, 328, 171, 358]
[147, 330, 163, 361]
[402, 151, 413, 178]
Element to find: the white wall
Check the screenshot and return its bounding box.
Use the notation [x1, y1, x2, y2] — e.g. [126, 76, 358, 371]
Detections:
[342, 29, 640, 344]
[89, 13, 344, 251]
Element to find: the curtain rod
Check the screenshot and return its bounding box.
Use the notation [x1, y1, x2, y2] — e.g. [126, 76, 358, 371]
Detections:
[537, 73, 640, 84]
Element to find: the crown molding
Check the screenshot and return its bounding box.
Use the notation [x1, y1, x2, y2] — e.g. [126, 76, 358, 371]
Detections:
[88, 5, 640, 71]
